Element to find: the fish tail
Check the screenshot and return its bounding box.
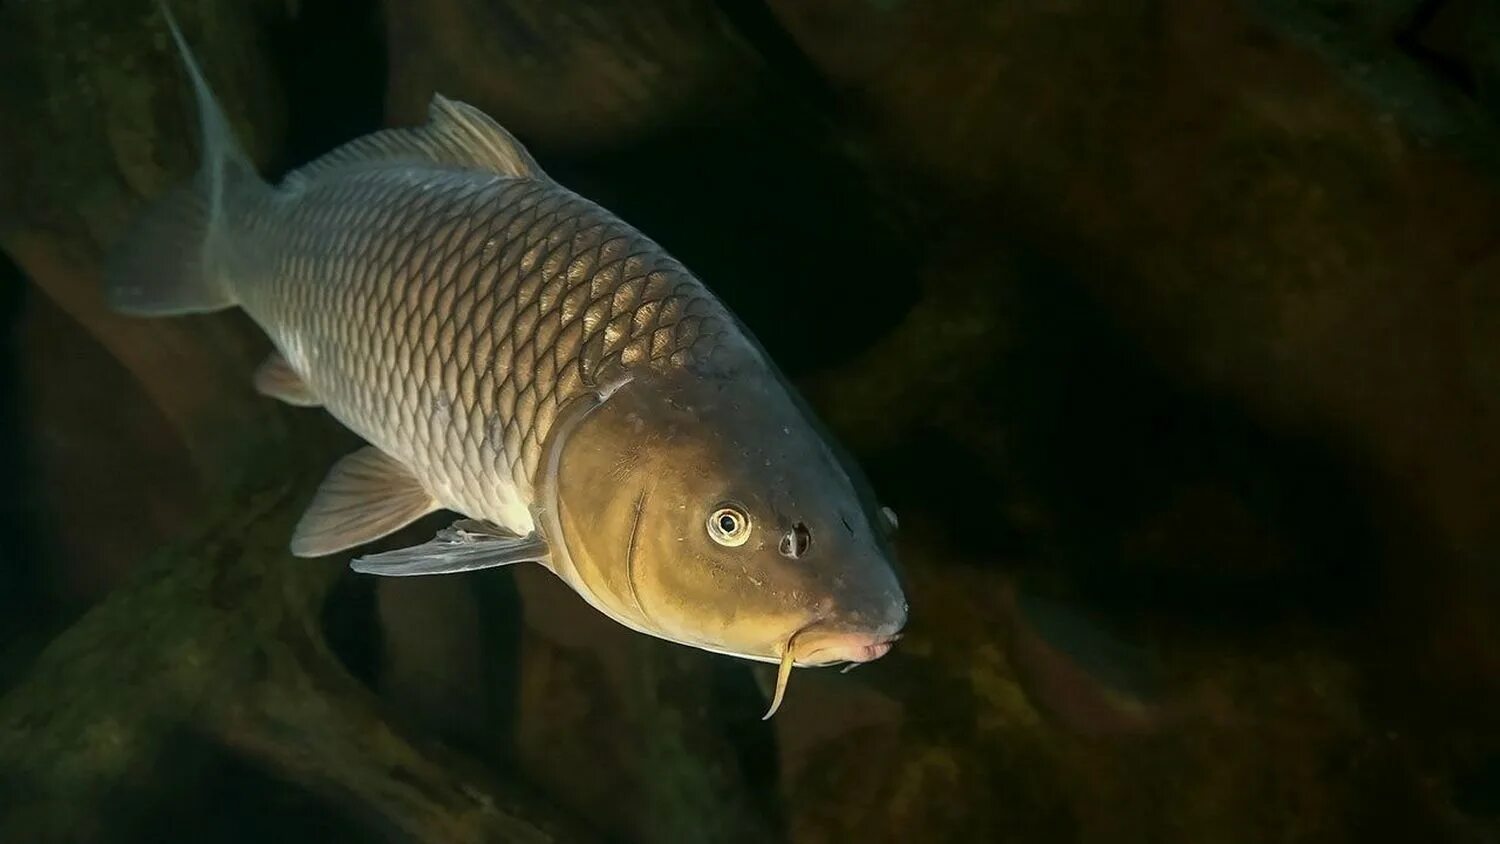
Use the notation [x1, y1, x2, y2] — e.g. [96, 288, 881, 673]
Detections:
[104, 1, 268, 316]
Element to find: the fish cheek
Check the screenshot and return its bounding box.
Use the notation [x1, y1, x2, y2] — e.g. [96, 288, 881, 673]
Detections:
[628, 518, 727, 643]
[640, 532, 808, 655]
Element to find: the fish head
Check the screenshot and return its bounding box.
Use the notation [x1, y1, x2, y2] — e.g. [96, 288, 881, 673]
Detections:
[547, 369, 908, 669]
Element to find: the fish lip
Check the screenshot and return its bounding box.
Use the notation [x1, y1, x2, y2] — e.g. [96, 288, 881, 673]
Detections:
[795, 631, 903, 666]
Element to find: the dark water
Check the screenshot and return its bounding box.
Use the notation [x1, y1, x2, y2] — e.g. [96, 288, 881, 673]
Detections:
[3, 1, 1500, 842]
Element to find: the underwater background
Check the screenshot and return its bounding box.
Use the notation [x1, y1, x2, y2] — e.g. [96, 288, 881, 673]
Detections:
[3, 0, 1500, 841]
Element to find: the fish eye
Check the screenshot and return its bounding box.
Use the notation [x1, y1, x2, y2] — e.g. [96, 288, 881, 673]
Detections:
[707, 505, 751, 547]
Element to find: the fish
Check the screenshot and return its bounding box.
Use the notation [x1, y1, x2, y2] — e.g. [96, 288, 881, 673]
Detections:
[105, 4, 908, 718]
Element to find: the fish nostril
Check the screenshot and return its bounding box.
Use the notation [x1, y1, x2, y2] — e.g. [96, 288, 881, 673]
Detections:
[779, 521, 812, 559]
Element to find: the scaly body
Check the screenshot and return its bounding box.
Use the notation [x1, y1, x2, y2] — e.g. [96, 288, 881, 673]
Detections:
[238, 165, 745, 536]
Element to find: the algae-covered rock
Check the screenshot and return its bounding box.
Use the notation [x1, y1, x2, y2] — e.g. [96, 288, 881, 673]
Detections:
[4, 0, 1500, 841]
[382, 0, 765, 150]
[735, 1, 1500, 839]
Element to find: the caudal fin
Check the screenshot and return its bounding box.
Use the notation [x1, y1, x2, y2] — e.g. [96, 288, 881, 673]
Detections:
[104, 184, 233, 315]
[104, 0, 266, 316]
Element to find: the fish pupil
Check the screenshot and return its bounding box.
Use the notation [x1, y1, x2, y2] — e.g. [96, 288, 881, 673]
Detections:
[719, 514, 738, 533]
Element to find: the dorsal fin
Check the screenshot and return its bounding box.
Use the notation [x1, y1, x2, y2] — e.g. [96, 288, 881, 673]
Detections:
[282, 94, 546, 189]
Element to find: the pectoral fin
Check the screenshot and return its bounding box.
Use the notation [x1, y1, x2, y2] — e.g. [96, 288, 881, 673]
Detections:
[291, 447, 438, 557]
[351, 519, 549, 576]
[254, 351, 320, 406]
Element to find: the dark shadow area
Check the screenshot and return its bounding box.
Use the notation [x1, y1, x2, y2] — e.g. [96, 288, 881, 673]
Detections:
[849, 232, 1387, 638]
[990, 244, 1383, 632]
[320, 569, 383, 687]
[0, 251, 57, 694]
[1396, 0, 1480, 97]
[114, 728, 381, 844]
[710, 658, 785, 827]
[545, 106, 923, 379]
[1453, 753, 1500, 820]
[263, 0, 390, 177]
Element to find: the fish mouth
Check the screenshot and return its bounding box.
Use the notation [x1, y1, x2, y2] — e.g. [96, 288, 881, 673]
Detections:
[760, 625, 904, 720]
[789, 601, 908, 668]
[794, 631, 903, 666]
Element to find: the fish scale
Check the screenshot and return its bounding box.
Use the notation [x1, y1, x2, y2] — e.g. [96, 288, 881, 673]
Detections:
[238, 165, 736, 531]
